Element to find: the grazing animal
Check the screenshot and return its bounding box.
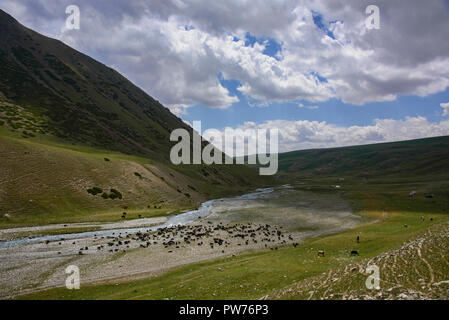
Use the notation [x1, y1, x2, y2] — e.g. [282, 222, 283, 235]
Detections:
[350, 250, 359, 256]
[317, 250, 325, 257]
[356, 235, 360, 243]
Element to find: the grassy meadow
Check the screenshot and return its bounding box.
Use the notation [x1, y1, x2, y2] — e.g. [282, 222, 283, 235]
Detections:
[0, 119, 270, 229]
[17, 172, 449, 299]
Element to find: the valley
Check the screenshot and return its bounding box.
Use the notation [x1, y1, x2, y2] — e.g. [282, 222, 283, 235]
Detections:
[0, 7, 448, 301]
[0, 185, 362, 299]
[4, 168, 449, 300]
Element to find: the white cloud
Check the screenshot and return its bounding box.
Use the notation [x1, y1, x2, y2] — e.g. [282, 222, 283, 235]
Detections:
[209, 117, 449, 156]
[441, 102, 449, 116]
[2, 0, 449, 112]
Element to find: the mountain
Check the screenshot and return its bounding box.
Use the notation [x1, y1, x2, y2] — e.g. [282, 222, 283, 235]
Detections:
[0, 9, 192, 159]
[277, 135, 449, 178]
[0, 10, 270, 227]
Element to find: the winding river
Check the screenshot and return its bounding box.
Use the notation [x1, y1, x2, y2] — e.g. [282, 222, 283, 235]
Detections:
[0, 187, 276, 248]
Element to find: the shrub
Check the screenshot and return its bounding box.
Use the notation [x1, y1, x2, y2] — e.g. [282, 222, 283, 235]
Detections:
[109, 189, 123, 200]
[10, 122, 22, 130]
[101, 192, 109, 199]
[134, 172, 142, 178]
[87, 187, 103, 196]
[22, 131, 35, 138]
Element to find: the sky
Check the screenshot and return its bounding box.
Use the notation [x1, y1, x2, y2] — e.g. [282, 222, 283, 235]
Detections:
[1, 0, 449, 153]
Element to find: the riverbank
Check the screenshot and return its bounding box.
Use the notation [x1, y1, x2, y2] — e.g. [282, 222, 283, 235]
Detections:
[13, 176, 449, 300]
[0, 217, 169, 242]
[1, 186, 361, 299]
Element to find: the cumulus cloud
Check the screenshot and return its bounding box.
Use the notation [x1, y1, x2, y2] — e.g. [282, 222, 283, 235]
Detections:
[2, 0, 449, 112]
[441, 102, 449, 116]
[209, 117, 449, 156]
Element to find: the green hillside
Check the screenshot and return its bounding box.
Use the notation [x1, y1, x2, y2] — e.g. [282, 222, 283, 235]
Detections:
[0, 9, 194, 160]
[17, 136, 449, 300]
[0, 103, 268, 228]
[277, 135, 449, 178]
[0, 10, 271, 227]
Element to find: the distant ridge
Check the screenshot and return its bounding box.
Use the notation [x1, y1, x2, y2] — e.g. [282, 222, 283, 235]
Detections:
[277, 135, 449, 177]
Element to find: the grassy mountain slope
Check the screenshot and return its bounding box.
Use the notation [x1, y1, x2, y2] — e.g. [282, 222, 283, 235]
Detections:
[0, 100, 268, 228]
[0, 10, 271, 227]
[0, 9, 192, 160]
[277, 136, 449, 178]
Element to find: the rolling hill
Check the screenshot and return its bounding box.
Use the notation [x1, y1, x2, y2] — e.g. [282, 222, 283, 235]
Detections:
[277, 135, 449, 178]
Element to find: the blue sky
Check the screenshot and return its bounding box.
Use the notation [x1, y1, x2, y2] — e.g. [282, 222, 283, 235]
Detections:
[183, 31, 449, 131]
[2, 0, 449, 151]
[184, 85, 449, 131]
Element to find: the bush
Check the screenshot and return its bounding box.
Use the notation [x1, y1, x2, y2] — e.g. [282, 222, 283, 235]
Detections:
[134, 172, 142, 178]
[109, 189, 123, 200]
[22, 131, 35, 138]
[89, 187, 122, 200]
[10, 122, 22, 130]
[87, 187, 103, 196]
